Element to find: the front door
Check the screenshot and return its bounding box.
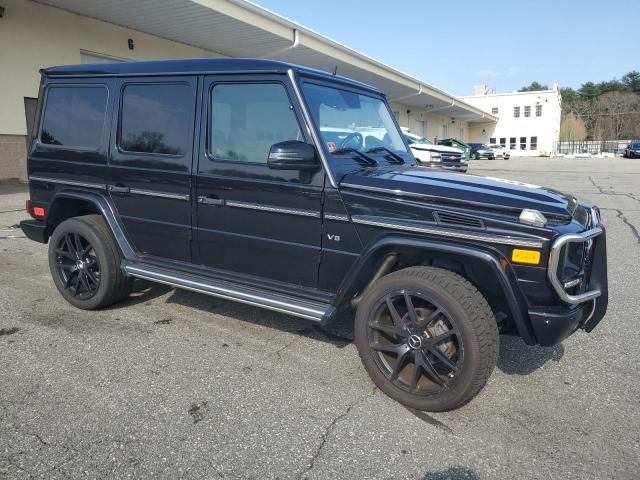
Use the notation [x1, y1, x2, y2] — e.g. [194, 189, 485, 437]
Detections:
[194, 76, 324, 288]
[108, 77, 198, 263]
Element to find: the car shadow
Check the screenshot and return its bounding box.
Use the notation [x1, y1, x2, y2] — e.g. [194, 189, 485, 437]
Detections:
[420, 467, 479, 480]
[115, 280, 353, 348]
[497, 335, 565, 375]
[110, 281, 565, 364]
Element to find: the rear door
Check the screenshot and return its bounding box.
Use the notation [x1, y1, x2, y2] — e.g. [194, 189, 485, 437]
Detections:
[108, 77, 198, 262]
[194, 75, 324, 288]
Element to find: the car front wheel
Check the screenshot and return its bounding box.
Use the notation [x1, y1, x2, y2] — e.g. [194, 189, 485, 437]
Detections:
[354, 266, 499, 411]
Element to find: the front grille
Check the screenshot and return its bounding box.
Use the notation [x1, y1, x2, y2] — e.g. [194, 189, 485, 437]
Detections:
[440, 152, 462, 162]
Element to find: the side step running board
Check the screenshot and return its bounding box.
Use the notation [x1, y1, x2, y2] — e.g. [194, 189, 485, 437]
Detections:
[122, 260, 330, 322]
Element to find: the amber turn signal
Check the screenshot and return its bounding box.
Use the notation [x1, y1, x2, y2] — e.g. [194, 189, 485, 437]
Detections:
[512, 249, 541, 265]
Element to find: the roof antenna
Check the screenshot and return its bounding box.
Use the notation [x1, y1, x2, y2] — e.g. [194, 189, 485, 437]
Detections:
[333, 65, 338, 76]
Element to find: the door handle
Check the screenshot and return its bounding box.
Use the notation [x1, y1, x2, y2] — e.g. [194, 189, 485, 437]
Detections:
[108, 185, 130, 194]
[197, 195, 225, 206]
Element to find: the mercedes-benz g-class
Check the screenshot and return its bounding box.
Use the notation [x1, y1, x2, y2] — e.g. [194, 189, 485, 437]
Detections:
[20, 59, 608, 411]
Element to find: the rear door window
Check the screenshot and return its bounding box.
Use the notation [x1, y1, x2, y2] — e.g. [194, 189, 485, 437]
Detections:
[119, 83, 192, 156]
[40, 86, 108, 149]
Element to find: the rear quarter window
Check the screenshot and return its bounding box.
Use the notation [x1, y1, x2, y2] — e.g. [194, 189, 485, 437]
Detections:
[40, 85, 108, 149]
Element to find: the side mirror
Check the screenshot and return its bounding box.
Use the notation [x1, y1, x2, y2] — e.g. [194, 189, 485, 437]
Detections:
[267, 141, 319, 171]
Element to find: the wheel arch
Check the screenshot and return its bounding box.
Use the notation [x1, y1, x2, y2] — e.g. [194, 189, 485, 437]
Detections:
[44, 190, 135, 259]
[325, 233, 536, 345]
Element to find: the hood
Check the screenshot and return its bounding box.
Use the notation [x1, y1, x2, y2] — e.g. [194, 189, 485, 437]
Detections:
[340, 166, 576, 219]
[409, 143, 462, 154]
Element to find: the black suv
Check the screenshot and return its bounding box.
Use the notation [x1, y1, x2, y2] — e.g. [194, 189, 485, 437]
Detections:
[20, 59, 608, 412]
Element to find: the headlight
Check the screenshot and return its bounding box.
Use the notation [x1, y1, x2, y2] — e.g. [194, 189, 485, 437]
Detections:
[430, 152, 441, 161]
[519, 209, 547, 227]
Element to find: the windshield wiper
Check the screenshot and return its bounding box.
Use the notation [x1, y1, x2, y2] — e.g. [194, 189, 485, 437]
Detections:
[331, 148, 378, 166]
[365, 147, 405, 164]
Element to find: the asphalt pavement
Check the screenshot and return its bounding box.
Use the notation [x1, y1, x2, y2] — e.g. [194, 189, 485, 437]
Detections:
[0, 157, 639, 479]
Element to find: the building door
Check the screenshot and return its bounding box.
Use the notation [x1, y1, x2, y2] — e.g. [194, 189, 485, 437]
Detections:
[194, 76, 324, 288]
[442, 124, 449, 138]
[417, 120, 426, 138]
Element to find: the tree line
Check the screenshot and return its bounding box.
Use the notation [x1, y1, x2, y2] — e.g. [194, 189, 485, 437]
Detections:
[519, 72, 640, 141]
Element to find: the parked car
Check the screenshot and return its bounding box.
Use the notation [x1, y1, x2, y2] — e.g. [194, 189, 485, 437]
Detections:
[468, 143, 496, 160]
[437, 138, 471, 160]
[488, 144, 510, 160]
[623, 142, 640, 158]
[404, 132, 467, 173]
[21, 58, 608, 412]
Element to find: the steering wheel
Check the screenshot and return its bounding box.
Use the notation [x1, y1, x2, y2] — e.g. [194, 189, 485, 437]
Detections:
[339, 132, 364, 150]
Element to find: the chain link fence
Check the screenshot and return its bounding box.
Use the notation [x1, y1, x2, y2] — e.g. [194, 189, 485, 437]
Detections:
[552, 140, 636, 156]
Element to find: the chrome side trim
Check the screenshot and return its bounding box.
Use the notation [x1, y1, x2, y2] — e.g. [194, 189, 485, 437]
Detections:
[129, 188, 190, 201]
[29, 176, 106, 190]
[287, 68, 338, 188]
[123, 262, 327, 322]
[226, 200, 320, 218]
[548, 227, 603, 304]
[351, 215, 546, 248]
[324, 213, 349, 222]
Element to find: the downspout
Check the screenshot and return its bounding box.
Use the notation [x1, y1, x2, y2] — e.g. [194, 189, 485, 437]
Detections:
[428, 98, 456, 113]
[263, 28, 299, 58]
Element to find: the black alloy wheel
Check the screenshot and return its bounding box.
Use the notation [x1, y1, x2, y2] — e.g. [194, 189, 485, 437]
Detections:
[54, 232, 101, 299]
[48, 215, 132, 310]
[367, 291, 462, 393]
[355, 266, 499, 411]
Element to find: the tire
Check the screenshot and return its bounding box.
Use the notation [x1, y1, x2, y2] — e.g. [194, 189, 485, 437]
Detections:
[354, 266, 498, 411]
[48, 214, 133, 310]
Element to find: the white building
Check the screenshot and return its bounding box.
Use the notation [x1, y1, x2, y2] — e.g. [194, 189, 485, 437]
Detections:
[0, 0, 497, 181]
[462, 85, 562, 156]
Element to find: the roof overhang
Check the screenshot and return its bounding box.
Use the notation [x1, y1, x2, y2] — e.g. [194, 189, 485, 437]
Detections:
[35, 0, 496, 124]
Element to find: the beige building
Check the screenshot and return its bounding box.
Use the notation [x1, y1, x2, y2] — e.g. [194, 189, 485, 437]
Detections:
[0, 0, 496, 181]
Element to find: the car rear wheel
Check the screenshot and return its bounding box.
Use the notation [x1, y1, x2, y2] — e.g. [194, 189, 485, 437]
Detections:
[354, 266, 498, 411]
[48, 215, 133, 310]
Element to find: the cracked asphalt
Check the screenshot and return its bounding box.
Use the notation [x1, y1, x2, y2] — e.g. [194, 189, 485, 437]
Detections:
[1, 157, 639, 479]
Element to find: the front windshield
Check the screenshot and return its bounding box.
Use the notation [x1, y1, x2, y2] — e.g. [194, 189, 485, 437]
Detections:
[406, 134, 432, 145]
[302, 82, 408, 155]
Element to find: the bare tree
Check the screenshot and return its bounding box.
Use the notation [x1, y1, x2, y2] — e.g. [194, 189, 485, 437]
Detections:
[592, 91, 640, 140]
[559, 113, 587, 141]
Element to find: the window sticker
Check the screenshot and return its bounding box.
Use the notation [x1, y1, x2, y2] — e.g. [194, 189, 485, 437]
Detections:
[327, 142, 337, 152]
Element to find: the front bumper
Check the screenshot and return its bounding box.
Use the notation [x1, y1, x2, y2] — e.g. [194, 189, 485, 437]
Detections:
[20, 219, 47, 243]
[527, 216, 608, 346]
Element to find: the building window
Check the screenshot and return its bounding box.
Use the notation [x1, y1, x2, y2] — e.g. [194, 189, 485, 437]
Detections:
[489, 137, 496, 145]
[530, 136, 538, 150]
[510, 137, 517, 150]
[536, 105, 542, 117]
[513, 106, 520, 118]
[499, 137, 506, 147]
[520, 137, 527, 150]
[524, 106, 531, 117]
[120, 83, 192, 155]
[459, 128, 464, 141]
[491, 107, 498, 115]
[442, 124, 448, 138]
[210, 83, 302, 163]
[393, 111, 400, 121]
[40, 86, 108, 149]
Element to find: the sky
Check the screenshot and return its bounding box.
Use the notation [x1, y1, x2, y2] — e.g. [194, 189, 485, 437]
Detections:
[253, 0, 639, 96]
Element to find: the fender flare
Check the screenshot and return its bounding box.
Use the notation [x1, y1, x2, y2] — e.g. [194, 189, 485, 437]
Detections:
[328, 233, 536, 345]
[46, 189, 136, 259]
